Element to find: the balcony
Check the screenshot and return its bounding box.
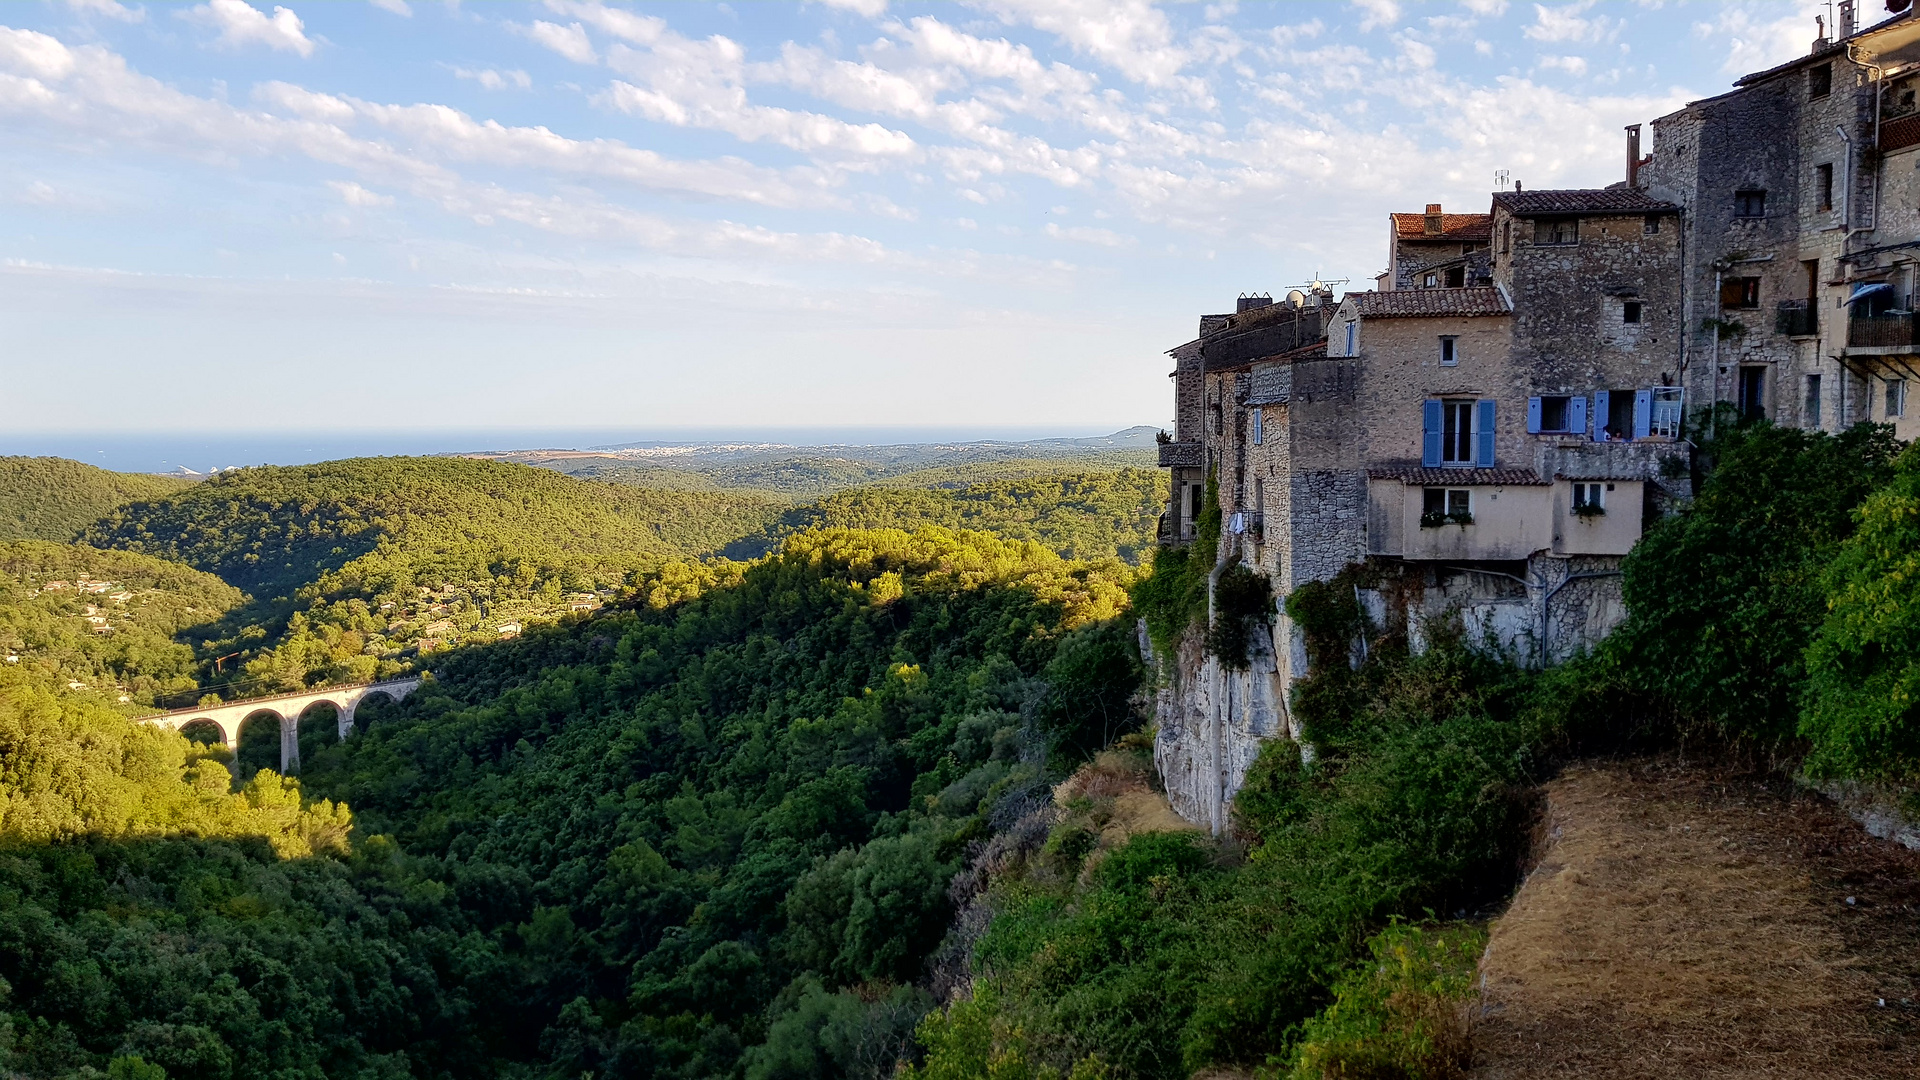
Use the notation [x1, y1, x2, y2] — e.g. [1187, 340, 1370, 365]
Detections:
[1775, 299, 1817, 337]
[1157, 440, 1204, 468]
[1848, 312, 1920, 350]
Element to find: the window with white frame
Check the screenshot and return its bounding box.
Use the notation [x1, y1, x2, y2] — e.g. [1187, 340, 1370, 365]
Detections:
[1439, 335, 1458, 367]
[1888, 378, 1909, 418]
[1442, 400, 1475, 463]
[1421, 487, 1472, 525]
[1571, 482, 1607, 516]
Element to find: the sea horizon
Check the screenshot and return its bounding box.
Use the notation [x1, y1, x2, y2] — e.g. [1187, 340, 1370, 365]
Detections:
[0, 424, 1158, 475]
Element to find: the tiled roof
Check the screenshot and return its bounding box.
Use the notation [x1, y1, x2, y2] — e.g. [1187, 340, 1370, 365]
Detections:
[1368, 465, 1549, 486]
[1490, 188, 1679, 216]
[1348, 287, 1510, 319]
[1253, 340, 1326, 365]
[1390, 213, 1492, 241]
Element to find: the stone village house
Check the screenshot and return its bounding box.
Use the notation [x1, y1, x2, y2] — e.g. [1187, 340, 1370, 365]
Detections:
[1153, 2, 1920, 832]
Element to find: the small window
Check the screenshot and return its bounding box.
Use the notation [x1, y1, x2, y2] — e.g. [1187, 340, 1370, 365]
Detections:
[1540, 395, 1569, 432]
[1500, 220, 1511, 254]
[1439, 335, 1458, 367]
[1423, 272, 1438, 288]
[1622, 301, 1642, 324]
[1734, 189, 1767, 218]
[1571, 482, 1606, 515]
[1817, 163, 1834, 211]
[1345, 320, 1357, 355]
[1421, 487, 1472, 525]
[1721, 277, 1761, 309]
[1445, 266, 1465, 287]
[1536, 216, 1578, 245]
[1643, 214, 1660, 235]
[1252, 407, 1263, 446]
[1806, 373, 1823, 427]
[1810, 62, 1832, 99]
[1888, 377, 1909, 418]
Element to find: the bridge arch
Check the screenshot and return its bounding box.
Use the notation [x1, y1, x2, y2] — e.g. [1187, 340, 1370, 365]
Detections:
[137, 676, 426, 773]
[178, 717, 228, 746]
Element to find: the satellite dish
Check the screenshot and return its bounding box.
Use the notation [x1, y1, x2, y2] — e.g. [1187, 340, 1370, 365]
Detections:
[1286, 289, 1308, 306]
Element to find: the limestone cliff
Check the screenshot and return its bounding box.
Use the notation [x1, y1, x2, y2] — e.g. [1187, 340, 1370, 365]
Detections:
[1146, 616, 1294, 834]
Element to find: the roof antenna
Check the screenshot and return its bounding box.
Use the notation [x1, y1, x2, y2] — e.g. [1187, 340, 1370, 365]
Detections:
[1495, 168, 1511, 191]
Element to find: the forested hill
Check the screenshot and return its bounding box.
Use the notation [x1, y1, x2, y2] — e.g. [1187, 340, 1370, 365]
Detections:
[81, 456, 787, 599]
[0, 456, 190, 542]
[726, 468, 1164, 563]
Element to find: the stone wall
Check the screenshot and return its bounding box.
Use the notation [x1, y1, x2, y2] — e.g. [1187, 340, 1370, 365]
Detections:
[1150, 614, 1289, 834]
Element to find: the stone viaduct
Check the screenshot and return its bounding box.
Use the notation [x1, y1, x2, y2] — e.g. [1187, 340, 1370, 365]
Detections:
[139, 677, 422, 774]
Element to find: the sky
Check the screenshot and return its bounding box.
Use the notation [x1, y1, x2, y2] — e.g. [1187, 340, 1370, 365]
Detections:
[0, 0, 1853, 440]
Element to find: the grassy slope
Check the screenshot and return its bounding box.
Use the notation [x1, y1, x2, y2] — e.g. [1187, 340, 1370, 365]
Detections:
[0, 457, 191, 542]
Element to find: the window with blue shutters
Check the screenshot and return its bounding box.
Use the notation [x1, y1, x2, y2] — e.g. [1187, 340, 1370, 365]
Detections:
[1476, 399, 1496, 466]
[1633, 388, 1655, 439]
[1526, 395, 1585, 434]
[1426, 399, 1479, 466]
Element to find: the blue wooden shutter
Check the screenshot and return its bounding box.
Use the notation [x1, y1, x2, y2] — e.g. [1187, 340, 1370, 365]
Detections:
[1422, 400, 1443, 466]
[1252, 408, 1262, 445]
[1569, 395, 1588, 437]
[1526, 396, 1543, 434]
[1345, 321, 1357, 355]
[1594, 391, 1611, 442]
[1633, 388, 1653, 439]
[1476, 399, 1497, 466]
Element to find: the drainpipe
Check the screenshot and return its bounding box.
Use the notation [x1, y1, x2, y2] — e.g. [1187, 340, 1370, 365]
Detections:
[1837, 125, 1854, 232]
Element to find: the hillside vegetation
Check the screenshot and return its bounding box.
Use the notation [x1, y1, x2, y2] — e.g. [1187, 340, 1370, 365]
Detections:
[0, 541, 245, 708]
[0, 526, 1143, 1079]
[729, 468, 1164, 563]
[0, 456, 189, 542]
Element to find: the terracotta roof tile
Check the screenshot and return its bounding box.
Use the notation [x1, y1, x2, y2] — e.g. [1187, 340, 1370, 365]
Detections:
[1348, 287, 1510, 319]
[1390, 212, 1493, 240]
[1490, 188, 1679, 216]
[1368, 466, 1549, 486]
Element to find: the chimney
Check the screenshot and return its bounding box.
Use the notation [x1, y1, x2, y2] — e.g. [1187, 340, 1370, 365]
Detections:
[1625, 124, 1652, 188]
[1840, 0, 1857, 38]
[1236, 292, 1273, 313]
[1424, 204, 1444, 236]
[1514, 180, 1523, 192]
[1816, 14, 1827, 51]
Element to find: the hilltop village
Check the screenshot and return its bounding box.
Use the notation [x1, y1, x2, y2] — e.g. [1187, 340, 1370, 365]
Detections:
[1154, 8, 1920, 829]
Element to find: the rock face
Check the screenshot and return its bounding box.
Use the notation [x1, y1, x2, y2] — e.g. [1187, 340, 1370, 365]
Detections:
[1149, 618, 1292, 835]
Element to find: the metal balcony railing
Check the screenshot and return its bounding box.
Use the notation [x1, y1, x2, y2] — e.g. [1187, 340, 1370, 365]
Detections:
[1848, 312, 1920, 349]
[1775, 299, 1817, 337]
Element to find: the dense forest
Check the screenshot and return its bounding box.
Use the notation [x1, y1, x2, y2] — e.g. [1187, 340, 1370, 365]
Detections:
[728, 469, 1163, 563]
[5, 421, 1920, 1079]
[0, 458, 189, 543]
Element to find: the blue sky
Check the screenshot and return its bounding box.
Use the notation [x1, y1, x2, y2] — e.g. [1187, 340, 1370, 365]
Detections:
[0, 0, 1842, 437]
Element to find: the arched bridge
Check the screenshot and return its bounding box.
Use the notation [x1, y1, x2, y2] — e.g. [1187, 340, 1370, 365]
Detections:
[139, 677, 422, 774]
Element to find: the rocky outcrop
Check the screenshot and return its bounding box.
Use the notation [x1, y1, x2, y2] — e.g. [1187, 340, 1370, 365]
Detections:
[1148, 618, 1293, 835]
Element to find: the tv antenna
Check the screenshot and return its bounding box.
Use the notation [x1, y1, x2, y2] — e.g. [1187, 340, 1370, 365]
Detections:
[1495, 168, 1511, 190]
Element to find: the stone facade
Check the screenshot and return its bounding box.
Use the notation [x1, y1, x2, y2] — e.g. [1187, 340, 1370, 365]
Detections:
[1151, 9, 1920, 829]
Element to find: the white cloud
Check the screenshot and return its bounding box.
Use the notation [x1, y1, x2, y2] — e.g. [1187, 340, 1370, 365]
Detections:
[964, 0, 1201, 91]
[1524, 2, 1615, 44]
[1353, 0, 1402, 32]
[524, 20, 596, 65]
[182, 0, 317, 57]
[1538, 54, 1588, 75]
[1693, 5, 1806, 76]
[367, 0, 411, 15]
[1400, 37, 1437, 68]
[64, 0, 145, 23]
[1044, 221, 1131, 246]
[0, 27, 79, 79]
[819, 0, 889, 16]
[451, 66, 532, 90]
[541, 0, 664, 45]
[1460, 0, 1508, 16]
[328, 179, 394, 206]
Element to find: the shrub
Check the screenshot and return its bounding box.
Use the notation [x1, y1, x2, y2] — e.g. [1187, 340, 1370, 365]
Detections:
[1802, 443, 1920, 783]
[1275, 921, 1484, 1080]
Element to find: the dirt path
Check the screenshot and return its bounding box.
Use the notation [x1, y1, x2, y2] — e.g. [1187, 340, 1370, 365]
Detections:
[1471, 758, 1920, 1079]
